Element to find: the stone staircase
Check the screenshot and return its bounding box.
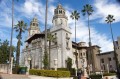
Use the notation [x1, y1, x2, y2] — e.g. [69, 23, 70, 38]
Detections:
[0, 74, 30, 79]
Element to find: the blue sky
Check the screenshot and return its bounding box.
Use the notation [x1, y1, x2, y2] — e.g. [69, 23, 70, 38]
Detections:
[0, 0, 120, 52]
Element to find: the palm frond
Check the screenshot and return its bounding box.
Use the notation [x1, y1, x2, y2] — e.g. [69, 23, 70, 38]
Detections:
[105, 14, 115, 24]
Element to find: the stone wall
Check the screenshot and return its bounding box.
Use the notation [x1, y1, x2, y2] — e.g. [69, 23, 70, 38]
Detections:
[0, 64, 9, 73]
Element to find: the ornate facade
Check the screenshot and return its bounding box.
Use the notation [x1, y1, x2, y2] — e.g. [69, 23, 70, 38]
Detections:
[21, 4, 75, 69]
[21, 4, 102, 73]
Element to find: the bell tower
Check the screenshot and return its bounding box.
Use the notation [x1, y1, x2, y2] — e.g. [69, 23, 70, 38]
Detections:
[28, 17, 40, 37]
[50, 4, 73, 68]
[52, 4, 68, 27]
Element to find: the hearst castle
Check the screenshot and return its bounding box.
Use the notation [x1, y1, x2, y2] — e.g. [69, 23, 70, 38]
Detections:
[21, 4, 120, 72]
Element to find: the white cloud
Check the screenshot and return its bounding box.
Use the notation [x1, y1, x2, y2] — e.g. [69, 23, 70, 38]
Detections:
[65, 8, 113, 52]
[91, 0, 120, 23]
[0, 0, 114, 52]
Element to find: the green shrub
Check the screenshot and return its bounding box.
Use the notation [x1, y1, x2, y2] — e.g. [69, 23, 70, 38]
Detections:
[89, 74, 102, 79]
[103, 73, 116, 76]
[12, 66, 27, 74]
[70, 68, 76, 76]
[29, 69, 70, 77]
[73, 76, 78, 79]
[57, 68, 76, 76]
[57, 68, 69, 71]
[110, 70, 116, 73]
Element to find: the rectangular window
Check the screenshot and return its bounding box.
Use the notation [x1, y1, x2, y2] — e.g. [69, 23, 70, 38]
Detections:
[108, 57, 111, 61]
[103, 65, 105, 70]
[113, 57, 115, 60]
[101, 59, 104, 63]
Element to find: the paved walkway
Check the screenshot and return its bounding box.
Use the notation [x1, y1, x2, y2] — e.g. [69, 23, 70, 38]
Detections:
[81, 76, 87, 79]
[0, 73, 87, 79]
[0, 74, 30, 79]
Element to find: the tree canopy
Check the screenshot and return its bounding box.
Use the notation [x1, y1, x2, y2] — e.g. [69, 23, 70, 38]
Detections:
[0, 39, 15, 64]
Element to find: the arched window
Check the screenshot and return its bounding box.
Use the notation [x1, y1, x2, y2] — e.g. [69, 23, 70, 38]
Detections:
[36, 24, 38, 26]
[32, 31, 35, 35]
[59, 10, 62, 14]
[60, 19, 62, 24]
[55, 20, 57, 25]
[33, 23, 35, 26]
[66, 33, 68, 37]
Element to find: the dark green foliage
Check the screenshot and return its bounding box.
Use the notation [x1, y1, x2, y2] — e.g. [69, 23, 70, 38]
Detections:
[73, 76, 78, 79]
[29, 69, 70, 77]
[0, 40, 15, 64]
[66, 57, 72, 70]
[43, 51, 49, 69]
[57, 68, 76, 77]
[103, 73, 116, 76]
[57, 68, 69, 71]
[70, 68, 76, 76]
[89, 74, 102, 79]
[12, 66, 27, 74]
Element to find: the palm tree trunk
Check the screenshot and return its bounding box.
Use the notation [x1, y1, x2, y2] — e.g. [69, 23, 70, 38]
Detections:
[44, 0, 48, 69]
[16, 32, 21, 66]
[16, 39, 20, 66]
[9, 0, 14, 63]
[45, 0, 48, 51]
[109, 23, 120, 76]
[88, 14, 95, 73]
[75, 19, 78, 69]
[88, 15, 91, 64]
[49, 41, 51, 69]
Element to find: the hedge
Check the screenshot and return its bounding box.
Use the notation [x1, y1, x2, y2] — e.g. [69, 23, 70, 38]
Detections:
[12, 66, 27, 74]
[89, 73, 116, 79]
[29, 69, 70, 77]
[57, 68, 76, 76]
[103, 73, 116, 76]
[89, 74, 102, 79]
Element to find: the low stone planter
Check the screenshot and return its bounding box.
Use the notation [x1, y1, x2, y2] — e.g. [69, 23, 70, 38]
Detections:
[28, 75, 73, 79]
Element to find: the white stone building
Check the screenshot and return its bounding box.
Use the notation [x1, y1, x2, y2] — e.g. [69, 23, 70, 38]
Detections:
[21, 4, 76, 69]
[116, 37, 120, 64]
[97, 51, 116, 71]
[21, 4, 102, 73]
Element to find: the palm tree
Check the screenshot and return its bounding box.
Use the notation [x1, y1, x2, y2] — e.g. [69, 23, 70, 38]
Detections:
[81, 4, 94, 71]
[70, 10, 80, 69]
[47, 33, 56, 69]
[14, 20, 27, 66]
[9, 0, 19, 74]
[43, 0, 49, 69]
[105, 14, 120, 78]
